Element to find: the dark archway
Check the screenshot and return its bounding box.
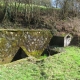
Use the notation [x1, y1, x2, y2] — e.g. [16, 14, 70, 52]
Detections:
[11, 47, 28, 62]
[49, 36, 64, 47]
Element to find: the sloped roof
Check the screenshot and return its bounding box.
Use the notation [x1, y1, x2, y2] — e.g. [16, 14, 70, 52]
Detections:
[53, 32, 72, 37]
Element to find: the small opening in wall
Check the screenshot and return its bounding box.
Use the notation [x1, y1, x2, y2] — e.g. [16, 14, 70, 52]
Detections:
[11, 48, 28, 62]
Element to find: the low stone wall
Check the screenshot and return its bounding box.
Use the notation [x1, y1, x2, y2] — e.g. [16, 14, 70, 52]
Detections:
[0, 29, 52, 64]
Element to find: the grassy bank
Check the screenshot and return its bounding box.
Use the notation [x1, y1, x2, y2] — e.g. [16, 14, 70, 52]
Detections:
[0, 46, 80, 80]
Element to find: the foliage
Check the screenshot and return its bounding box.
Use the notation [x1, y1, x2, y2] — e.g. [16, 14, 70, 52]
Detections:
[0, 1, 54, 29]
[0, 0, 80, 29]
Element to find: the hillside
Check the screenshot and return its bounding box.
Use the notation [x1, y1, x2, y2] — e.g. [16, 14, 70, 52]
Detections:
[0, 46, 80, 80]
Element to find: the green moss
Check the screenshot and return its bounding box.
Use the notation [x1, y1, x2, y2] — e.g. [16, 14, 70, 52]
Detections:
[30, 50, 43, 58]
[0, 38, 7, 48]
[21, 46, 43, 58]
[12, 42, 17, 47]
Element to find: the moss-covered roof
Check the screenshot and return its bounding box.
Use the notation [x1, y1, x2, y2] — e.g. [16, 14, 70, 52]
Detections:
[53, 32, 72, 37]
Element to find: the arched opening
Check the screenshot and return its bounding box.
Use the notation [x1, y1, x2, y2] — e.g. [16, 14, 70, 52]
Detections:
[11, 47, 28, 62]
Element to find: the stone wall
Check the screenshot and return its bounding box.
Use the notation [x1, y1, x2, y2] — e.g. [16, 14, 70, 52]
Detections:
[0, 29, 52, 64]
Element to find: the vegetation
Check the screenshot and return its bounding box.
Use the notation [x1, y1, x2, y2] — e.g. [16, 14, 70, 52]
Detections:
[0, 0, 54, 29]
[0, 0, 80, 29]
[0, 1, 80, 79]
[0, 46, 80, 80]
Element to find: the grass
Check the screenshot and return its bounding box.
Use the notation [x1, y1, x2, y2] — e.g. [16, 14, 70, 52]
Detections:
[0, 46, 80, 80]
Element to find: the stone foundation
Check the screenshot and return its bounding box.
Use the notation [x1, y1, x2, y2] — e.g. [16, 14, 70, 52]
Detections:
[0, 29, 52, 64]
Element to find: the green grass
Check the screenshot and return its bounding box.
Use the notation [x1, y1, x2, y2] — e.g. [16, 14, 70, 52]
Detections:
[0, 46, 80, 80]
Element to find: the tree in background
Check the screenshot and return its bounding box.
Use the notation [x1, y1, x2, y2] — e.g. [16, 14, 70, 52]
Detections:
[52, 0, 80, 19]
[1, 0, 80, 28]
